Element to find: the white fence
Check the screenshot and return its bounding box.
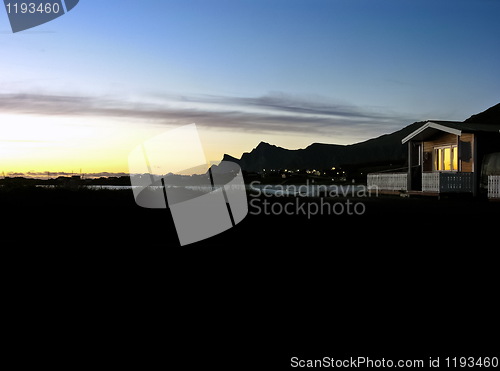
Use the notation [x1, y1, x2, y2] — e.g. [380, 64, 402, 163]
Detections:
[423, 172, 473, 193]
[488, 175, 500, 199]
[368, 172, 476, 194]
[367, 173, 407, 191]
[422, 173, 439, 192]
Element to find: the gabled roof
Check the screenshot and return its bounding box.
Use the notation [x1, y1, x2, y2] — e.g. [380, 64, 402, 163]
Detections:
[402, 121, 500, 144]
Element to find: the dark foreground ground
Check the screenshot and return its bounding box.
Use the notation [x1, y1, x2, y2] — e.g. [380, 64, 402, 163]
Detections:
[1, 187, 498, 367]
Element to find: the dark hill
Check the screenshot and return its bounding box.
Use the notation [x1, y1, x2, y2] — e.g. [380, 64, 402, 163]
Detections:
[223, 103, 499, 173]
[464, 103, 500, 124]
[227, 122, 424, 173]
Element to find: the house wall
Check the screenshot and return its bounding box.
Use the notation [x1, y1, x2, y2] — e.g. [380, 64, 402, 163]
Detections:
[422, 132, 475, 173]
[459, 133, 474, 172]
[422, 132, 458, 172]
[423, 132, 458, 152]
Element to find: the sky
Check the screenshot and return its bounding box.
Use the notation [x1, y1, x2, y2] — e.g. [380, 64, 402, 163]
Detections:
[1, 0, 499, 176]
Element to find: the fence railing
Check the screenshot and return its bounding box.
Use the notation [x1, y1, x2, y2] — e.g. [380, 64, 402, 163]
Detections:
[488, 175, 500, 199]
[422, 172, 439, 192]
[368, 172, 475, 194]
[423, 172, 473, 193]
[367, 173, 407, 191]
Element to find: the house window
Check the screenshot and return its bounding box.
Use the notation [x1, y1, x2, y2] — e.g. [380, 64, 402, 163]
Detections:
[434, 145, 458, 171]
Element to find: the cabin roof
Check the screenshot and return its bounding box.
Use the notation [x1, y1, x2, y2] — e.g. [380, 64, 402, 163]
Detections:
[402, 121, 500, 144]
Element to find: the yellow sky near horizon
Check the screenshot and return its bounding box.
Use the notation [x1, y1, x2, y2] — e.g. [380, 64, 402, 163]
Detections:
[1, 114, 135, 174]
[0, 113, 333, 176]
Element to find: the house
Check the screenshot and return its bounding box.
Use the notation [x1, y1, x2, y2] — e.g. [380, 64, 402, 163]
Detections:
[368, 120, 500, 197]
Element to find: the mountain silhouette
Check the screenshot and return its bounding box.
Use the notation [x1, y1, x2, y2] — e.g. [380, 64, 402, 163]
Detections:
[222, 103, 500, 173]
[464, 103, 500, 124]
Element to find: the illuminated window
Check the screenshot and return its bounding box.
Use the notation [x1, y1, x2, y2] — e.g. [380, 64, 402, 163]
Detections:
[434, 145, 458, 171]
[452, 146, 458, 170]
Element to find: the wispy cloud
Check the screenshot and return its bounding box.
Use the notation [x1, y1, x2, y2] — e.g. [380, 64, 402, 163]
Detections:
[0, 91, 416, 141]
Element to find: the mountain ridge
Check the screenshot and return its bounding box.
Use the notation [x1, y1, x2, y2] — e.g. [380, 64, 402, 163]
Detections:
[221, 103, 500, 173]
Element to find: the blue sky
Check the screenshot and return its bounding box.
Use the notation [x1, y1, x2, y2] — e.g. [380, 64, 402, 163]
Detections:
[1, 0, 499, 174]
